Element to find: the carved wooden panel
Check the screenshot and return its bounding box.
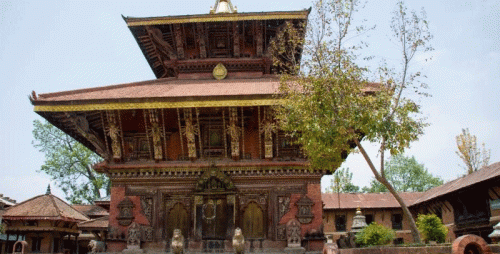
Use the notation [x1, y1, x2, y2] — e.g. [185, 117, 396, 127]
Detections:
[140, 196, 153, 224]
[278, 196, 291, 220]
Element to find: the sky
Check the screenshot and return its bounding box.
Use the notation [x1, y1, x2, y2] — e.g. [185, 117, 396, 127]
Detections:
[0, 0, 498, 203]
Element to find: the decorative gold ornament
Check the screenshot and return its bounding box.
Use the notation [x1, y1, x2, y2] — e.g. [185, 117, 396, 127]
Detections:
[213, 63, 228, 80]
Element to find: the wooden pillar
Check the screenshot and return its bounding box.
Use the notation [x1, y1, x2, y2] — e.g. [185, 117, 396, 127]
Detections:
[51, 231, 55, 254]
[258, 106, 262, 159]
[241, 107, 245, 159]
[5, 233, 9, 254]
[75, 235, 79, 254]
[177, 108, 185, 159]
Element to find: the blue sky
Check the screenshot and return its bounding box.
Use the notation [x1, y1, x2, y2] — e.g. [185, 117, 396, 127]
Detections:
[0, 0, 498, 202]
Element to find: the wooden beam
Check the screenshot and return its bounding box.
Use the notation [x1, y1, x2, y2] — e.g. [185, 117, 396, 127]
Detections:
[255, 21, 263, 57]
[145, 26, 177, 60]
[197, 23, 207, 58]
[489, 186, 500, 199]
[233, 22, 240, 57]
[143, 109, 153, 160]
[174, 24, 185, 59]
[177, 108, 185, 159]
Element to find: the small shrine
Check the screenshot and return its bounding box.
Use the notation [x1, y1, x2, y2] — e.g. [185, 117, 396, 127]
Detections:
[1, 187, 89, 254]
[30, 0, 326, 252]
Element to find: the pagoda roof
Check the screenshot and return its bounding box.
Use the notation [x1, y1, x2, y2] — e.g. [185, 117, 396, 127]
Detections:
[122, 6, 310, 78]
[32, 76, 280, 112]
[2, 194, 89, 222]
[123, 9, 310, 26]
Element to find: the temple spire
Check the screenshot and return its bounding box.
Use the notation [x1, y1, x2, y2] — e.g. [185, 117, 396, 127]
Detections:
[210, 0, 237, 14]
[46, 184, 51, 195]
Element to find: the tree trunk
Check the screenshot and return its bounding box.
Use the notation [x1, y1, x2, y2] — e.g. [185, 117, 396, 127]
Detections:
[354, 138, 422, 243]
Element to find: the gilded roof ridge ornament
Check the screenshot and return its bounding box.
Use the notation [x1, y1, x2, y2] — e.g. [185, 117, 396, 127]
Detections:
[210, 0, 237, 14]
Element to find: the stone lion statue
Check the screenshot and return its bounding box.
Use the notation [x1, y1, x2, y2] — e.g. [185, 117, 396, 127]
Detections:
[88, 240, 105, 253]
[232, 227, 245, 254]
[171, 229, 185, 254]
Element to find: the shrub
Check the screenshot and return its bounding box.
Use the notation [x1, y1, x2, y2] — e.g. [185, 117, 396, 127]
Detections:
[416, 214, 448, 243]
[355, 222, 395, 247]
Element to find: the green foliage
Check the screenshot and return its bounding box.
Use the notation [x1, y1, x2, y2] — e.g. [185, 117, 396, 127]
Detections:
[271, 0, 433, 244]
[355, 222, 395, 247]
[325, 167, 360, 193]
[416, 214, 448, 243]
[32, 119, 109, 204]
[363, 155, 443, 193]
[0, 223, 6, 234]
[456, 128, 491, 174]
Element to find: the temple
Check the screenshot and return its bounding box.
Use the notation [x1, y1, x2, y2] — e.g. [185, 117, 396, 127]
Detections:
[30, 1, 325, 252]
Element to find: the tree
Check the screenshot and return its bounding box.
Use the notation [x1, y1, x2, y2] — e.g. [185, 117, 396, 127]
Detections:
[325, 167, 360, 193]
[456, 128, 491, 174]
[0, 223, 5, 234]
[32, 119, 109, 204]
[363, 155, 443, 193]
[272, 0, 433, 243]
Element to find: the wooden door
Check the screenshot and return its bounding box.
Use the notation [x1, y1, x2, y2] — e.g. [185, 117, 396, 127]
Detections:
[242, 202, 264, 238]
[166, 203, 189, 239]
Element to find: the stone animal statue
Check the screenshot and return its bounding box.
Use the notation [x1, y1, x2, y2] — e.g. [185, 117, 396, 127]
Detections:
[88, 240, 106, 253]
[232, 227, 245, 254]
[171, 229, 185, 254]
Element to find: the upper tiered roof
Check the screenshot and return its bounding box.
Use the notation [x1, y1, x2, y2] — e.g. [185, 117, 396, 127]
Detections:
[122, 0, 309, 78]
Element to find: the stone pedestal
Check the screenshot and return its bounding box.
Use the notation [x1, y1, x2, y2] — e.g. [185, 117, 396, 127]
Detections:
[122, 245, 144, 254]
[284, 247, 306, 254]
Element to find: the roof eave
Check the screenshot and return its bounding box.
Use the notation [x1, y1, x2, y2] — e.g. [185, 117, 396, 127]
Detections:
[124, 9, 311, 26]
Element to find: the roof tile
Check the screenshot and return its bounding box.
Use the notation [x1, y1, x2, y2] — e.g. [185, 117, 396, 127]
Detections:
[2, 194, 89, 222]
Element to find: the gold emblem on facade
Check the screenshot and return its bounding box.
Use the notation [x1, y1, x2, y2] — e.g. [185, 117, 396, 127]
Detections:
[213, 63, 228, 80]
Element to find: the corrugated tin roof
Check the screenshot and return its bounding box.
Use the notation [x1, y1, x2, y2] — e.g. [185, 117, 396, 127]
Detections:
[322, 192, 424, 210]
[2, 194, 89, 222]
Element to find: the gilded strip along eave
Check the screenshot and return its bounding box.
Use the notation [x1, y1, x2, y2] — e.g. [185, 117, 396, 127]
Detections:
[126, 13, 309, 26]
[34, 99, 281, 112]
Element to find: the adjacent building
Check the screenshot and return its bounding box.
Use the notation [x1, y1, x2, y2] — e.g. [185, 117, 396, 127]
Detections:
[323, 162, 500, 244]
[1, 189, 89, 254]
[322, 192, 422, 244]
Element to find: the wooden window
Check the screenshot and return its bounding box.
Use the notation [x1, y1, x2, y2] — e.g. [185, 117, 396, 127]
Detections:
[391, 214, 403, 230]
[335, 215, 346, 232]
[365, 214, 374, 225]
